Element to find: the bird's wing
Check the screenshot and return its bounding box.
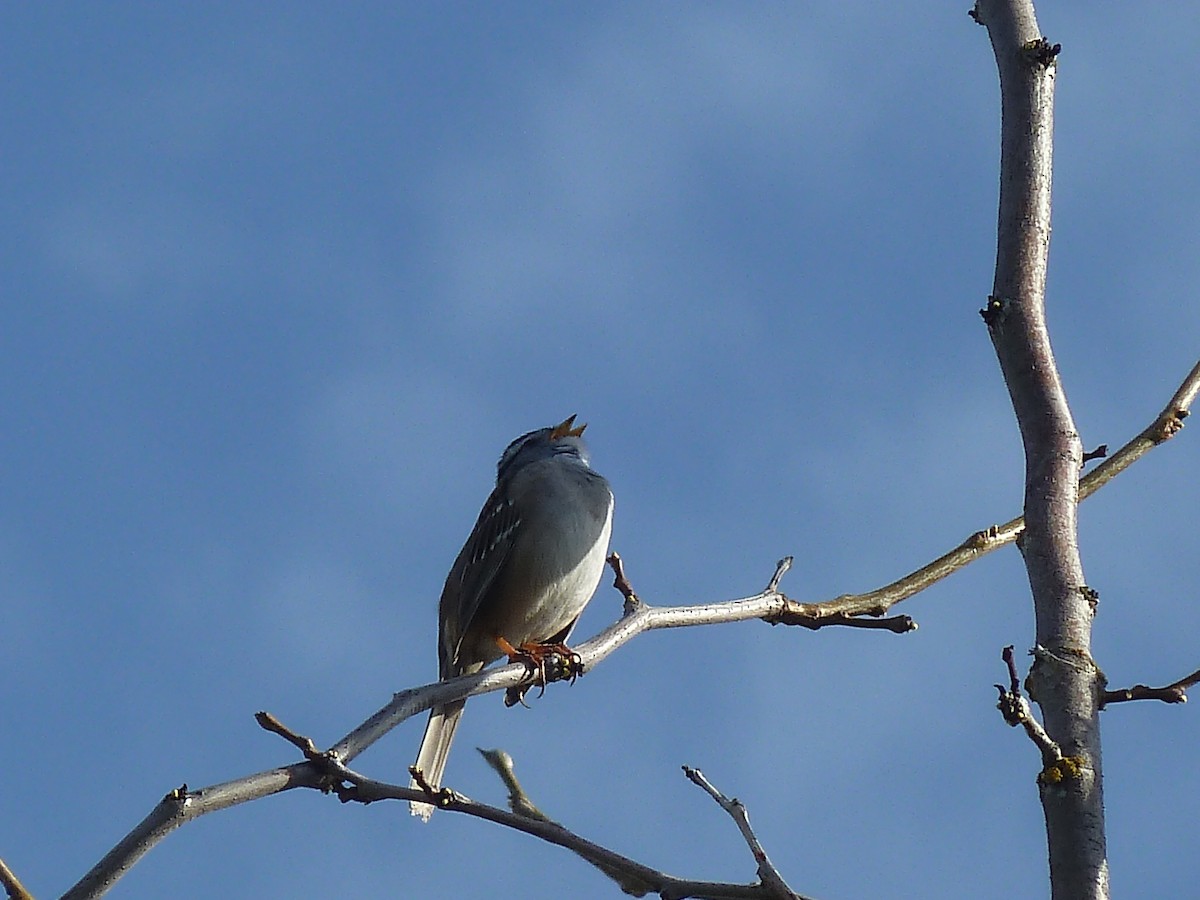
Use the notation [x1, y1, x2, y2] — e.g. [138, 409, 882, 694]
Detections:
[438, 484, 521, 675]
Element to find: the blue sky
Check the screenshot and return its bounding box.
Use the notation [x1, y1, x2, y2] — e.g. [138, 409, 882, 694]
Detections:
[3, 4, 1198, 898]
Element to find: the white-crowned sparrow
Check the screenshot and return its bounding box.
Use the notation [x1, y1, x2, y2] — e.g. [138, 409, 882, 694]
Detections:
[410, 415, 613, 819]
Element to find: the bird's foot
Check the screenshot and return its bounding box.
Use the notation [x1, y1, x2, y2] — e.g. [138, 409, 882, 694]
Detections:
[497, 637, 584, 708]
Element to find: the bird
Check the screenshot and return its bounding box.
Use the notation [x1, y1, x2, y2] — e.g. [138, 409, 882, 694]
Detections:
[409, 414, 614, 820]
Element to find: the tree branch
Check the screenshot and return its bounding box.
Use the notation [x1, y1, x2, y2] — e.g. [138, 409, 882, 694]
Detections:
[478, 747, 552, 822]
[281, 721, 800, 900]
[683, 767, 803, 900]
[0, 858, 34, 900]
[1101, 667, 1200, 707]
[768, 356, 1196, 627]
[974, 1, 1109, 897]
[59, 355, 1199, 896]
[995, 646, 1073, 779]
[474, 748, 813, 898]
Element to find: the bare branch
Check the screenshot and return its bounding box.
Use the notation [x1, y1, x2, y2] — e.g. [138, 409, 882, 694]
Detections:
[312, 732, 786, 900]
[766, 608, 916, 633]
[974, 0, 1109, 894]
[1101, 667, 1200, 707]
[60, 357, 1198, 896]
[254, 711, 323, 761]
[765, 556, 793, 593]
[62, 768, 327, 900]
[995, 646, 1095, 793]
[995, 646, 1064, 766]
[607, 551, 641, 614]
[683, 767, 804, 900]
[0, 858, 34, 900]
[474, 749, 814, 898]
[476, 749, 674, 896]
[1078, 359, 1200, 502]
[478, 747, 551, 822]
[768, 356, 1195, 626]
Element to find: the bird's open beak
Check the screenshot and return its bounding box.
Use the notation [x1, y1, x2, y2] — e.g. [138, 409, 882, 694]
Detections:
[550, 414, 587, 439]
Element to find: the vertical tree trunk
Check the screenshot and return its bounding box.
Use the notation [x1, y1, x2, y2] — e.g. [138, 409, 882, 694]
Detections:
[973, 1, 1109, 897]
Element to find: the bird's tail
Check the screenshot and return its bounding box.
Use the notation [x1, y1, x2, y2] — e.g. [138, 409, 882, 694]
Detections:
[409, 699, 466, 821]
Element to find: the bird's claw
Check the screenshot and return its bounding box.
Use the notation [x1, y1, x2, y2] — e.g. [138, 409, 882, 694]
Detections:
[498, 638, 584, 708]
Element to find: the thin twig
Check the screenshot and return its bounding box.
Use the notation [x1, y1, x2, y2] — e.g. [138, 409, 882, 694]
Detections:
[477, 748, 666, 896]
[995, 646, 1062, 765]
[765, 557, 793, 593]
[254, 711, 323, 761]
[775, 358, 1199, 625]
[683, 767, 805, 900]
[1078, 359, 1200, 502]
[607, 551, 641, 614]
[0, 858, 34, 900]
[1101, 667, 1200, 707]
[478, 748, 551, 821]
[995, 646, 1090, 788]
